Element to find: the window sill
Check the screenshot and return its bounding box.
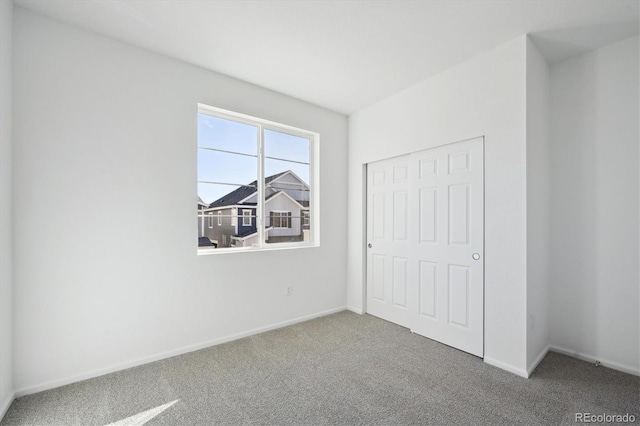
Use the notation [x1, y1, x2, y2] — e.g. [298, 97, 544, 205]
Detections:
[197, 242, 319, 255]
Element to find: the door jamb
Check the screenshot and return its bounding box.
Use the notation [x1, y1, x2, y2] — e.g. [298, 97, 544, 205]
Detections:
[361, 163, 368, 314]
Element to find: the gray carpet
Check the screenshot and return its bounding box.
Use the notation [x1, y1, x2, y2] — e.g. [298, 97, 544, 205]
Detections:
[2, 311, 638, 425]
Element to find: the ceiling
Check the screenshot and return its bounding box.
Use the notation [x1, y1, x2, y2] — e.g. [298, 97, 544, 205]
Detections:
[14, 0, 639, 115]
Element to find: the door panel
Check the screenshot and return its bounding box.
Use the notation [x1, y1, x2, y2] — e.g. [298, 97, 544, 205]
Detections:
[448, 184, 470, 245]
[367, 137, 484, 357]
[419, 187, 437, 243]
[372, 193, 385, 239]
[366, 154, 411, 327]
[418, 261, 437, 318]
[392, 257, 408, 308]
[393, 191, 408, 240]
[448, 264, 470, 328]
[372, 254, 385, 301]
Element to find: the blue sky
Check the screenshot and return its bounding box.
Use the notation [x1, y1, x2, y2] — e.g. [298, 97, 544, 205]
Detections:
[197, 114, 310, 205]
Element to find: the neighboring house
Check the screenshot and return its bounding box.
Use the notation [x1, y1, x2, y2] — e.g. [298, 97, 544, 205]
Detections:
[198, 170, 310, 248]
[197, 197, 216, 247]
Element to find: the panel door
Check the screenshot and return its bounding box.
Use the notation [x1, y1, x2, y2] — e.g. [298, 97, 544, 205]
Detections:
[409, 137, 484, 357]
[366, 154, 412, 328]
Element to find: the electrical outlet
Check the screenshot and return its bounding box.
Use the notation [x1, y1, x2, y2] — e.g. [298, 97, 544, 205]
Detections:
[285, 285, 293, 296]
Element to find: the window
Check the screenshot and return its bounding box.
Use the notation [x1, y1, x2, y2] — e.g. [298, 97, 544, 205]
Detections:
[208, 212, 213, 228]
[197, 104, 317, 252]
[270, 211, 291, 229]
[242, 210, 252, 226]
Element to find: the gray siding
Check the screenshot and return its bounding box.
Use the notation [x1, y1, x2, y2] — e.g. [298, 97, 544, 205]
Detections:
[202, 208, 236, 247]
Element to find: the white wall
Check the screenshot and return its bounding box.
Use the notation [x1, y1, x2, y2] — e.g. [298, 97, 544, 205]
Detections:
[349, 37, 529, 376]
[13, 8, 348, 394]
[549, 36, 639, 375]
[525, 38, 551, 374]
[0, 0, 14, 418]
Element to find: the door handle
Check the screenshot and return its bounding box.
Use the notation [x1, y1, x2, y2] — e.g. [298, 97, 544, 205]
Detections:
[472, 253, 480, 260]
[368, 243, 372, 248]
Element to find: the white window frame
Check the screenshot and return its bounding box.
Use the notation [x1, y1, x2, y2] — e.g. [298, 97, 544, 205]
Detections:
[302, 211, 310, 226]
[197, 103, 319, 254]
[242, 209, 252, 226]
[217, 211, 222, 226]
[208, 212, 213, 229]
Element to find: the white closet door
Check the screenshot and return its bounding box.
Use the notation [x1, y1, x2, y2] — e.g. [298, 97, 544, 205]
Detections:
[409, 137, 484, 357]
[366, 137, 484, 357]
[366, 154, 412, 328]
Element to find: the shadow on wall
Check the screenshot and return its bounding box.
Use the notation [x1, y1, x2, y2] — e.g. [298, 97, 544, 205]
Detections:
[529, 21, 639, 65]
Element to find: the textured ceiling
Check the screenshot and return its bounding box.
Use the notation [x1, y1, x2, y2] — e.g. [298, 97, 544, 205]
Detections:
[15, 0, 640, 114]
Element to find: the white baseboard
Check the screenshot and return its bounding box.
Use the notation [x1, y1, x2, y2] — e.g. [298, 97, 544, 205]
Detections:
[484, 356, 529, 378]
[527, 345, 550, 377]
[15, 306, 347, 397]
[549, 345, 640, 377]
[347, 306, 364, 314]
[0, 392, 15, 422]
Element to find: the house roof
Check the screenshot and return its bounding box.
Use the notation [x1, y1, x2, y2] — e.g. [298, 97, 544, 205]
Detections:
[208, 171, 290, 208]
[198, 236, 215, 247]
[264, 190, 306, 209]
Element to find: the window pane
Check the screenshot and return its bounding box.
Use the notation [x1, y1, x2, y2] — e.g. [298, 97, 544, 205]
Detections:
[198, 149, 257, 186]
[263, 131, 311, 246]
[198, 113, 257, 156]
[197, 114, 258, 251]
[264, 158, 310, 191]
[264, 129, 310, 163]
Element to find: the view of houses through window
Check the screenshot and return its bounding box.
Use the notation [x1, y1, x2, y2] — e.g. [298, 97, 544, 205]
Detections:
[197, 105, 314, 252]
